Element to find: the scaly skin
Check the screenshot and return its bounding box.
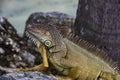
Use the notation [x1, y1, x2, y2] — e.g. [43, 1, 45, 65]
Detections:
[20, 19, 120, 80]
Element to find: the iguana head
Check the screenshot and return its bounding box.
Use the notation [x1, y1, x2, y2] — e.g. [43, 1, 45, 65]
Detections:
[26, 24, 56, 49]
[25, 16, 67, 68]
[25, 24, 56, 67]
[25, 12, 67, 54]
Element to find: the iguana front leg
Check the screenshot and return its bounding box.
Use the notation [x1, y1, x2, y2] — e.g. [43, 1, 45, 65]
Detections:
[49, 56, 80, 80]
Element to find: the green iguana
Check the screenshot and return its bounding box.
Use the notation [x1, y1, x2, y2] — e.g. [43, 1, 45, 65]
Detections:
[16, 23, 120, 80]
[16, 13, 120, 80]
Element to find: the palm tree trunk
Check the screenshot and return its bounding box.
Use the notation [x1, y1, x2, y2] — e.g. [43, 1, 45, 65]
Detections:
[74, 0, 120, 66]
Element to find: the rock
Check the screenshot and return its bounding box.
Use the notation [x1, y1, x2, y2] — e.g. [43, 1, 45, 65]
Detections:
[0, 71, 58, 80]
[19, 51, 36, 67]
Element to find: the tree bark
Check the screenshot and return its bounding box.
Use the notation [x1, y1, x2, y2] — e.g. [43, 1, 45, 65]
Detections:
[74, 0, 120, 66]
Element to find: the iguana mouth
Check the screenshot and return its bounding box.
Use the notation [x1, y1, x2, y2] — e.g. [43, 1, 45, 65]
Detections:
[25, 31, 49, 67]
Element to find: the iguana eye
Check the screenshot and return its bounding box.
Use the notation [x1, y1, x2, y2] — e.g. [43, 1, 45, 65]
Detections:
[44, 40, 52, 47]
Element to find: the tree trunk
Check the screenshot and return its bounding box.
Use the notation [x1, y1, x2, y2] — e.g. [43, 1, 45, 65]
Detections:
[74, 0, 120, 66]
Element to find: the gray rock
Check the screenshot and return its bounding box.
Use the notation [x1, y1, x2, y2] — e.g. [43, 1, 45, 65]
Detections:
[0, 71, 58, 80]
[20, 51, 36, 66]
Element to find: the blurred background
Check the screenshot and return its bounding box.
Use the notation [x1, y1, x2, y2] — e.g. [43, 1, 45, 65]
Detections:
[0, 0, 78, 33]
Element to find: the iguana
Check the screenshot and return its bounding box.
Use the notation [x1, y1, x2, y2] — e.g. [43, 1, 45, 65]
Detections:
[16, 13, 120, 80]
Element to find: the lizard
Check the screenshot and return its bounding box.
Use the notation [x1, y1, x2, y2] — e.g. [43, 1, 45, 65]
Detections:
[15, 12, 120, 80]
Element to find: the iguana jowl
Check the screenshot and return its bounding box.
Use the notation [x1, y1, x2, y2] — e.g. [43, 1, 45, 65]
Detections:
[19, 13, 120, 80]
